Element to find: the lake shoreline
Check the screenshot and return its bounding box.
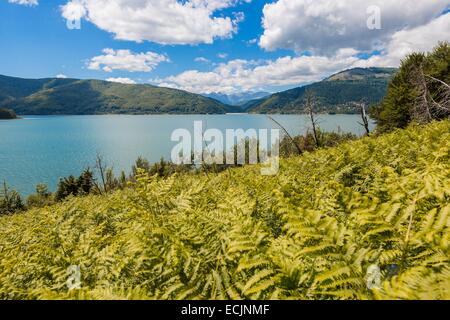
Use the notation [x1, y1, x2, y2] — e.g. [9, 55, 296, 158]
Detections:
[1, 114, 374, 195]
[15, 112, 360, 117]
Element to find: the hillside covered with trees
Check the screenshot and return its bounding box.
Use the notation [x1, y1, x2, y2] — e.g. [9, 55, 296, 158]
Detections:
[244, 68, 397, 114]
[0, 75, 236, 115]
[0, 68, 397, 116]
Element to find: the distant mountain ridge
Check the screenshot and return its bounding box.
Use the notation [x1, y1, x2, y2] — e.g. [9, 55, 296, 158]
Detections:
[203, 91, 271, 106]
[0, 75, 237, 115]
[0, 68, 397, 115]
[245, 67, 398, 114]
[324, 67, 396, 81]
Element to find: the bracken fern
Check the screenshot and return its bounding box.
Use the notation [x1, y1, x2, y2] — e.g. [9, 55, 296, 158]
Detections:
[0, 121, 449, 300]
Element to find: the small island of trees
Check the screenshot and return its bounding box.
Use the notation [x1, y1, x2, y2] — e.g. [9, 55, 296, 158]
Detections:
[0, 108, 17, 120]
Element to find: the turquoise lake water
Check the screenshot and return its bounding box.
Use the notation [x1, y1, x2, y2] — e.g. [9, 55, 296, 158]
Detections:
[0, 114, 374, 195]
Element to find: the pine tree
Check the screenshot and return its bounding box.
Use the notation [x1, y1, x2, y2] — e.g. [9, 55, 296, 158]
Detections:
[373, 42, 450, 132]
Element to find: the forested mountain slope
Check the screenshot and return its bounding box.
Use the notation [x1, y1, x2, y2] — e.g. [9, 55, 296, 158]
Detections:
[245, 68, 397, 114]
[0, 75, 235, 115]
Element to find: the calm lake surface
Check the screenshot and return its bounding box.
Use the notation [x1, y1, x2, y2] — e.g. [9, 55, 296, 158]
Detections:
[0, 114, 374, 195]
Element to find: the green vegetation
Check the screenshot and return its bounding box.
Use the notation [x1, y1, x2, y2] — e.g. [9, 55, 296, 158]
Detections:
[55, 170, 96, 202]
[0, 75, 237, 115]
[280, 129, 357, 156]
[245, 68, 397, 114]
[0, 43, 448, 300]
[373, 42, 450, 132]
[0, 108, 17, 119]
[0, 182, 25, 215]
[0, 120, 449, 300]
[26, 184, 54, 209]
[1, 127, 356, 216]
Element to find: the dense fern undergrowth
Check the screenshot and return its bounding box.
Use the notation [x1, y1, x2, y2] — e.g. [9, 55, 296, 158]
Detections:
[0, 121, 449, 300]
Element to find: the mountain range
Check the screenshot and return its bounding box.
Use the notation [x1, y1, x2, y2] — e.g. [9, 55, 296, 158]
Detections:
[203, 91, 271, 106]
[244, 67, 397, 114]
[0, 75, 237, 115]
[0, 67, 397, 115]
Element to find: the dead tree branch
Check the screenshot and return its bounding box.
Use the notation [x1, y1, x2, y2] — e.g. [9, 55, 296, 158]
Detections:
[305, 91, 320, 148]
[267, 116, 303, 155]
[358, 101, 370, 135]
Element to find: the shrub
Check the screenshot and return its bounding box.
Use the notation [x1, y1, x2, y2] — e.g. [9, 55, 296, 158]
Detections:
[0, 182, 25, 215]
[26, 184, 54, 208]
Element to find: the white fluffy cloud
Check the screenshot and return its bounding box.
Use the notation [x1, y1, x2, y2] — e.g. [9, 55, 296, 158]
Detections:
[154, 49, 363, 94]
[355, 13, 450, 68]
[154, 12, 450, 94]
[60, 0, 86, 21]
[260, 0, 449, 55]
[195, 57, 211, 63]
[61, 0, 250, 45]
[106, 77, 137, 84]
[217, 53, 229, 59]
[8, 0, 38, 5]
[88, 49, 169, 73]
[56, 74, 68, 79]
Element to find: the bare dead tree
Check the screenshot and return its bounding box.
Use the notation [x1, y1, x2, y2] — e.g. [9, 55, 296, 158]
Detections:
[409, 65, 450, 123]
[94, 154, 108, 194]
[267, 116, 303, 155]
[411, 63, 433, 123]
[425, 75, 450, 90]
[357, 100, 371, 136]
[1, 181, 9, 204]
[305, 90, 320, 148]
[425, 75, 450, 118]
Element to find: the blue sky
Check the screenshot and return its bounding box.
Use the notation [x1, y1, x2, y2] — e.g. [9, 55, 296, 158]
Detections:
[1, 0, 449, 94]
